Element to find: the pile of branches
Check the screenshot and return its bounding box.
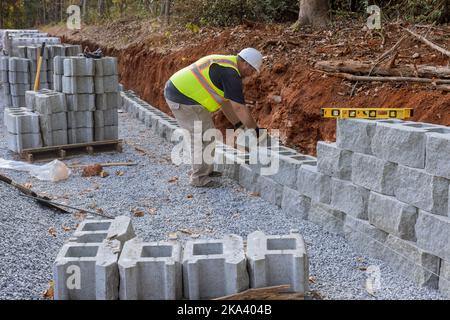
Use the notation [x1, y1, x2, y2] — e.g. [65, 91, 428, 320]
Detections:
[314, 27, 450, 94]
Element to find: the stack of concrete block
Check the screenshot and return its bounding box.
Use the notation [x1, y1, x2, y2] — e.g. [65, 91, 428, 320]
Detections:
[61, 57, 95, 144]
[8, 58, 30, 108]
[9, 36, 60, 57]
[0, 56, 11, 107]
[0, 30, 39, 55]
[119, 238, 183, 300]
[93, 57, 120, 141]
[182, 235, 249, 300]
[53, 216, 136, 300]
[4, 107, 42, 152]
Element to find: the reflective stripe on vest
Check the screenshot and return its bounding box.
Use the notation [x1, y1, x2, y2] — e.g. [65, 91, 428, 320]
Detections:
[170, 55, 240, 113]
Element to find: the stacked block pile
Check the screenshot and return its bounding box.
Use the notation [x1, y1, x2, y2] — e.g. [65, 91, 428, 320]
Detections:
[0, 56, 11, 107]
[0, 29, 39, 55]
[54, 216, 309, 300]
[3, 106, 41, 152]
[6, 57, 30, 108]
[56, 56, 120, 142]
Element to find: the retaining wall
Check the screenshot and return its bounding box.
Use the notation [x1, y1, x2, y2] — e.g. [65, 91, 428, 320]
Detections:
[120, 91, 450, 297]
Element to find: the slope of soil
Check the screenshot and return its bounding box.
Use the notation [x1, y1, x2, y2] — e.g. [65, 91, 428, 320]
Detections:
[46, 19, 450, 155]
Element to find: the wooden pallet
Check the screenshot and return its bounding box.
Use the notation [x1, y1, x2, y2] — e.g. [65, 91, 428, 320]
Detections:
[20, 140, 123, 163]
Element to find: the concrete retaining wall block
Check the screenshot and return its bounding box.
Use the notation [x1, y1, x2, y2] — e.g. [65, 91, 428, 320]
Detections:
[317, 141, 353, 180]
[394, 165, 449, 216]
[281, 186, 311, 220]
[336, 119, 377, 154]
[425, 129, 450, 179]
[368, 192, 418, 241]
[343, 215, 388, 260]
[118, 238, 182, 300]
[246, 230, 309, 293]
[182, 235, 249, 299]
[382, 235, 440, 288]
[308, 201, 346, 234]
[53, 240, 121, 300]
[330, 178, 369, 220]
[415, 210, 450, 262]
[351, 152, 397, 196]
[297, 164, 332, 204]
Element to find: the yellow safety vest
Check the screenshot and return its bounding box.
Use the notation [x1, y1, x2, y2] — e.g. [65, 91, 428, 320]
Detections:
[170, 55, 240, 113]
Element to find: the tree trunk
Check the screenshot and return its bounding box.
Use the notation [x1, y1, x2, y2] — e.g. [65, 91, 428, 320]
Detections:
[315, 60, 450, 79]
[297, 0, 330, 28]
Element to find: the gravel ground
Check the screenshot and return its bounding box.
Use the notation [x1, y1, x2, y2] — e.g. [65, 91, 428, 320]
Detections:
[0, 93, 445, 300]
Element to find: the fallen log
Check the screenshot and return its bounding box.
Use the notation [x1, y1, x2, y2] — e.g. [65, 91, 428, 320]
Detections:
[404, 28, 450, 58]
[437, 85, 450, 92]
[315, 60, 450, 78]
[326, 72, 450, 84]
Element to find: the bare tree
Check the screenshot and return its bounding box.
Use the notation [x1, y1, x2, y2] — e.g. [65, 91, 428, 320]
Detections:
[297, 0, 330, 28]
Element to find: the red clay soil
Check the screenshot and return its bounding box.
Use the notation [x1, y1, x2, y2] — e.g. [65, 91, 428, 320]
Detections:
[46, 20, 450, 155]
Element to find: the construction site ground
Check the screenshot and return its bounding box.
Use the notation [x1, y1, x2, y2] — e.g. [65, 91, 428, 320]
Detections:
[0, 92, 446, 300]
[46, 18, 449, 156]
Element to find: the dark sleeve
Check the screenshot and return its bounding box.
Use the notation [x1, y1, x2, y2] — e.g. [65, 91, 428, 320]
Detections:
[210, 65, 245, 104]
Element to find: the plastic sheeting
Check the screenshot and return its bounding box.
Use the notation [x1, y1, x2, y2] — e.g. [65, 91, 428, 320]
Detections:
[0, 158, 71, 182]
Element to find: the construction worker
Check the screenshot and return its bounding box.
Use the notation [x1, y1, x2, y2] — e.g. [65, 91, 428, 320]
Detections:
[164, 48, 263, 188]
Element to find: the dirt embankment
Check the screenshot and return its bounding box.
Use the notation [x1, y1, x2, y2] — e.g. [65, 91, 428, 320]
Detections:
[47, 20, 450, 155]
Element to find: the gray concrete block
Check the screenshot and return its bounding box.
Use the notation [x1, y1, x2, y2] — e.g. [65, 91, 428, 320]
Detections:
[182, 235, 249, 300]
[382, 235, 440, 288]
[67, 111, 94, 129]
[11, 95, 26, 108]
[238, 164, 259, 193]
[246, 230, 309, 293]
[94, 125, 118, 141]
[1, 94, 12, 108]
[65, 44, 82, 57]
[53, 74, 63, 92]
[368, 192, 417, 241]
[0, 56, 9, 70]
[416, 210, 450, 262]
[63, 57, 95, 76]
[394, 165, 449, 216]
[308, 201, 345, 234]
[35, 92, 67, 114]
[95, 92, 121, 110]
[439, 260, 450, 298]
[68, 127, 94, 144]
[372, 122, 434, 168]
[9, 83, 30, 96]
[53, 240, 120, 300]
[94, 57, 118, 76]
[8, 71, 30, 84]
[8, 57, 29, 73]
[39, 112, 67, 132]
[344, 215, 388, 260]
[93, 110, 118, 127]
[317, 141, 352, 180]
[70, 216, 136, 249]
[42, 129, 68, 147]
[62, 76, 94, 94]
[26, 46, 49, 60]
[214, 150, 241, 180]
[7, 132, 42, 152]
[4, 108, 40, 134]
[351, 152, 397, 195]
[30, 59, 48, 73]
[336, 119, 377, 154]
[281, 186, 311, 220]
[256, 175, 283, 207]
[94, 75, 119, 94]
[268, 154, 316, 189]
[118, 238, 182, 300]
[25, 90, 36, 111]
[0, 70, 8, 82]
[297, 164, 331, 204]
[2, 83, 10, 95]
[425, 128, 450, 179]
[53, 56, 65, 75]
[66, 94, 96, 112]
[331, 178, 369, 220]
[48, 45, 66, 59]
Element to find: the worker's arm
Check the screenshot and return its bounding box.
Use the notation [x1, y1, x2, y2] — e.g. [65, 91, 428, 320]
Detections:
[221, 99, 257, 129]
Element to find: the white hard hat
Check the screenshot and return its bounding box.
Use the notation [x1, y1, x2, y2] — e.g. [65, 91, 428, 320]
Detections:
[238, 48, 263, 73]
